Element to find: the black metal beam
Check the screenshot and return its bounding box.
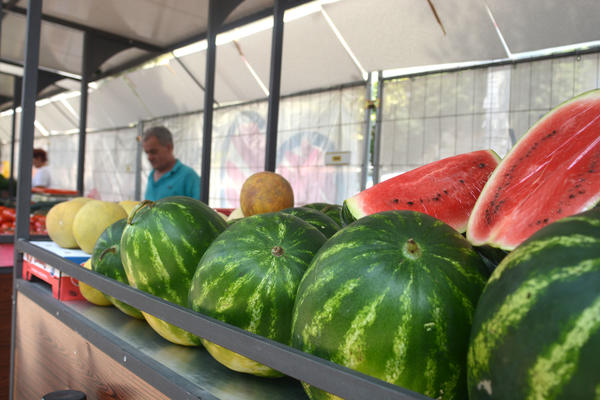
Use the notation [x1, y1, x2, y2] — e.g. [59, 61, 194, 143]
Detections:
[264, 0, 286, 172]
[3, 4, 164, 53]
[11, 2, 42, 399]
[200, 0, 243, 204]
[77, 31, 91, 195]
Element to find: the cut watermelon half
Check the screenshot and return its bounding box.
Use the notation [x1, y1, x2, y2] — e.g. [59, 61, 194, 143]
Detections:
[344, 150, 501, 232]
[467, 89, 600, 250]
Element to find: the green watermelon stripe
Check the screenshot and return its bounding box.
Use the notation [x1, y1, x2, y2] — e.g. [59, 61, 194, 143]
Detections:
[246, 273, 269, 333]
[301, 278, 361, 353]
[488, 234, 600, 284]
[383, 274, 413, 383]
[143, 229, 170, 286]
[431, 253, 488, 286]
[526, 296, 600, 400]
[153, 219, 189, 304]
[468, 258, 598, 377]
[216, 271, 256, 313]
[435, 271, 475, 323]
[335, 290, 388, 369]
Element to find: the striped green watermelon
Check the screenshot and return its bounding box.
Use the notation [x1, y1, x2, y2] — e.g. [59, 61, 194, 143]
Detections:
[304, 202, 343, 226]
[291, 211, 489, 400]
[280, 207, 341, 238]
[343, 150, 501, 232]
[467, 208, 600, 400]
[91, 218, 143, 319]
[467, 89, 600, 251]
[188, 212, 327, 377]
[120, 196, 228, 346]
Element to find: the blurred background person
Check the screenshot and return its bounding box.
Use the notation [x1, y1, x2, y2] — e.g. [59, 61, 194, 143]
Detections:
[32, 148, 51, 188]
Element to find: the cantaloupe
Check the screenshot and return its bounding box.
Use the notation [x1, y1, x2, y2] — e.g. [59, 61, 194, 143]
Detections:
[72, 200, 127, 254]
[46, 197, 93, 248]
[240, 172, 294, 216]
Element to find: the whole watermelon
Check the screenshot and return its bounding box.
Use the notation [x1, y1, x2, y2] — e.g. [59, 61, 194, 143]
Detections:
[91, 218, 143, 319]
[189, 212, 327, 377]
[304, 202, 343, 226]
[120, 196, 228, 345]
[292, 210, 489, 400]
[467, 208, 600, 400]
[280, 206, 340, 238]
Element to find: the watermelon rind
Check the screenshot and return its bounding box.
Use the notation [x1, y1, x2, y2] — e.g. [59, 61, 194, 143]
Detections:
[466, 89, 600, 250]
[344, 150, 501, 233]
[189, 212, 327, 377]
[292, 210, 489, 400]
[120, 196, 228, 346]
[467, 208, 600, 400]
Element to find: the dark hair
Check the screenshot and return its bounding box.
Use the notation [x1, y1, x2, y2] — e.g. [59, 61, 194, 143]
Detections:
[142, 126, 173, 147]
[33, 148, 47, 162]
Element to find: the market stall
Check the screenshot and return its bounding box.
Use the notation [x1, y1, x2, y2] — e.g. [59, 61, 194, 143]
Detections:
[2, 1, 599, 400]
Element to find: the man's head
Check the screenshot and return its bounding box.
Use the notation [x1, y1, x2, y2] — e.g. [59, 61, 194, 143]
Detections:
[142, 126, 176, 173]
[33, 148, 47, 168]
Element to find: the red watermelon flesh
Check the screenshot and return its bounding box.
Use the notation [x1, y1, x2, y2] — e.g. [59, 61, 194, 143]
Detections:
[467, 89, 600, 250]
[344, 150, 500, 232]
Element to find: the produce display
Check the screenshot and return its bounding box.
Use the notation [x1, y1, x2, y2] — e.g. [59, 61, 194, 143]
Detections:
[292, 211, 489, 400]
[468, 208, 600, 400]
[467, 88, 600, 250]
[0, 205, 47, 235]
[91, 218, 143, 319]
[342, 150, 500, 232]
[189, 212, 327, 377]
[37, 90, 599, 400]
[120, 196, 228, 346]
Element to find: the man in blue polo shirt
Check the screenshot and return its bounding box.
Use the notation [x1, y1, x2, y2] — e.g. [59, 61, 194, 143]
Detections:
[142, 126, 201, 201]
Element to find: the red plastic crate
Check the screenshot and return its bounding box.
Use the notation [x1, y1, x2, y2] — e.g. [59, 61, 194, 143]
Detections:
[22, 242, 90, 301]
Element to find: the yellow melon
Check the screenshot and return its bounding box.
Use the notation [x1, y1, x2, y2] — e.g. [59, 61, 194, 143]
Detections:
[240, 171, 294, 216]
[72, 200, 127, 254]
[79, 259, 111, 306]
[118, 200, 140, 217]
[46, 197, 93, 248]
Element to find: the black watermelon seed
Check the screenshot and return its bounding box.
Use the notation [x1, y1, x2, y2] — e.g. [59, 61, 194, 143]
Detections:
[459, 179, 465, 184]
[569, 194, 576, 199]
[392, 198, 399, 204]
[479, 163, 486, 168]
[407, 201, 414, 206]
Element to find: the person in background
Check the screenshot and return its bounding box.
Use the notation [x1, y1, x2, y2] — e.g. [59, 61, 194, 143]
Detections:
[32, 148, 51, 188]
[142, 126, 201, 201]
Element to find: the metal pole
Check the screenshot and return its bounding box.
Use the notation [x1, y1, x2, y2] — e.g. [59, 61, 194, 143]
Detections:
[372, 71, 384, 185]
[200, 0, 219, 204]
[77, 32, 91, 195]
[360, 73, 373, 191]
[11, 1, 43, 398]
[135, 122, 143, 200]
[264, 0, 286, 172]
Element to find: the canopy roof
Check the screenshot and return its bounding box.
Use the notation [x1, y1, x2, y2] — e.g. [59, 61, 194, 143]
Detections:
[0, 0, 598, 130]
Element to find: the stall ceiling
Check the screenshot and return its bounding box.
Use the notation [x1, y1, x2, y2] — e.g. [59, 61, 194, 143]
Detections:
[0, 0, 599, 141]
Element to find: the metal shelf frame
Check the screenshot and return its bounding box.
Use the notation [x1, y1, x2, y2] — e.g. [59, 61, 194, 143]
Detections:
[16, 239, 430, 400]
